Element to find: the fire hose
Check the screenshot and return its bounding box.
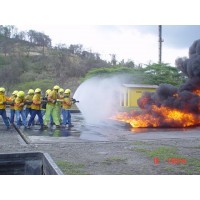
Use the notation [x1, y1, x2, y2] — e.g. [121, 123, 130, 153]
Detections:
[7, 117, 30, 144]
[55, 98, 79, 104]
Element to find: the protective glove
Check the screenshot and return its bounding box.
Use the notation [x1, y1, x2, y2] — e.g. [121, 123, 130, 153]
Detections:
[19, 103, 24, 106]
[52, 100, 57, 104]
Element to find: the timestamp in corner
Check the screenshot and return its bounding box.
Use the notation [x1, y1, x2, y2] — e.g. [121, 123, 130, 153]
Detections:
[153, 157, 187, 165]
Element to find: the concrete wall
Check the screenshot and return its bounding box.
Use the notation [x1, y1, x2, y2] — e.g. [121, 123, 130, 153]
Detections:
[0, 152, 63, 175]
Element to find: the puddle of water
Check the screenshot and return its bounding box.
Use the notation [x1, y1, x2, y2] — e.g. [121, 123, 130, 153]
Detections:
[3, 111, 200, 143]
[23, 113, 130, 141]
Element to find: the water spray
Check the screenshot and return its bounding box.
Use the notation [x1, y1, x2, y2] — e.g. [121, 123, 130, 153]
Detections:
[73, 75, 127, 125]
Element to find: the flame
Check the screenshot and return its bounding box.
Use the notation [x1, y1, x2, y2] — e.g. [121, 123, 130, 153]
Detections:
[193, 89, 200, 96]
[112, 88, 200, 128]
[173, 93, 178, 97]
[113, 105, 200, 128]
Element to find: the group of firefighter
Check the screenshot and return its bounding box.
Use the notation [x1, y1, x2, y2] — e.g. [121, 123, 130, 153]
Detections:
[0, 85, 76, 130]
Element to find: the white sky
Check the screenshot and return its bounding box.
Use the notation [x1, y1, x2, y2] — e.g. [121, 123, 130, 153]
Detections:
[1, 0, 198, 67]
[13, 24, 188, 66]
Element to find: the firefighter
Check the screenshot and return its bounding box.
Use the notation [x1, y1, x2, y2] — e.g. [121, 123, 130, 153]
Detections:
[0, 87, 10, 130]
[35, 89, 53, 125]
[8, 90, 18, 124]
[62, 89, 73, 127]
[25, 89, 34, 119]
[43, 85, 61, 128]
[56, 88, 64, 124]
[41, 89, 51, 117]
[27, 88, 44, 129]
[14, 91, 27, 128]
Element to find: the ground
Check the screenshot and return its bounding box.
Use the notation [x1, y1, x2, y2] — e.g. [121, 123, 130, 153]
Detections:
[1, 113, 200, 175]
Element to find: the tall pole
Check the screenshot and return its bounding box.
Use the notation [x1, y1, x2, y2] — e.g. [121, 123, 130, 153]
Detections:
[158, 25, 163, 64]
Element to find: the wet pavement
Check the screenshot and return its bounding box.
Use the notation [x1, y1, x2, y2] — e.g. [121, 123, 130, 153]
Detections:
[2, 112, 200, 144]
[23, 113, 130, 143]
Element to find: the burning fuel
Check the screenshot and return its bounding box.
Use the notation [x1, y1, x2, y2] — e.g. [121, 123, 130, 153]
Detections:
[114, 39, 200, 128]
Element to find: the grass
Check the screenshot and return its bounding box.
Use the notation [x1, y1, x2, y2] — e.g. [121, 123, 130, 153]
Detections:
[180, 158, 200, 174]
[102, 156, 128, 165]
[134, 148, 149, 153]
[132, 141, 147, 146]
[163, 166, 175, 173]
[133, 146, 183, 162]
[56, 160, 88, 175]
[145, 146, 181, 161]
[133, 145, 200, 174]
[193, 146, 200, 149]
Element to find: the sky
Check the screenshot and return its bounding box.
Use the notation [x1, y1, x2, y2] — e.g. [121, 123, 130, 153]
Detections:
[14, 24, 199, 66]
[1, 0, 200, 67]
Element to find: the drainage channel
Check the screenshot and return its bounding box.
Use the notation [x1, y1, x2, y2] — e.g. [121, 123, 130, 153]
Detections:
[7, 117, 30, 144]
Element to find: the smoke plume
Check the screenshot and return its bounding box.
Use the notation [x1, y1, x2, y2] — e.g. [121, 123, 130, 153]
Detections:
[114, 39, 200, 128]
[142, 40, 200, 113]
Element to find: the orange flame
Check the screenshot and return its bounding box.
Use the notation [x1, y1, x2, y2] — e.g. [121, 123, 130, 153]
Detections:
[113, 105, 200, 128]
[193, 89, 200, 96]
[113, 89, 200, 128]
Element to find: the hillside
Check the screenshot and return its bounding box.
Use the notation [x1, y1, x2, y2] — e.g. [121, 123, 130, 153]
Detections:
[0, 25, 185, 96]
[0, 25, 111, 94]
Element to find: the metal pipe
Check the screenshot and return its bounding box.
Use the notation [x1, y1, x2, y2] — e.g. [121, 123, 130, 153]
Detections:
[158, 25, 164, 64]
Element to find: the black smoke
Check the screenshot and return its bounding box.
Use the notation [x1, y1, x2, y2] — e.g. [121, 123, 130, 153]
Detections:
[138, 39, 200, 115]
[176, 39, 200, 92]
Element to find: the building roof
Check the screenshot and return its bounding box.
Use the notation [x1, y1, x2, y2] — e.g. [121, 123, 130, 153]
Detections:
[122, 84, 158, 89]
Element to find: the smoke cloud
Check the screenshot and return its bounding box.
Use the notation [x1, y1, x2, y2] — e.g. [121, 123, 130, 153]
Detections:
[176, 39, 200, 91]
[139, 39, 200, 114]
[114, 39, 200, 128]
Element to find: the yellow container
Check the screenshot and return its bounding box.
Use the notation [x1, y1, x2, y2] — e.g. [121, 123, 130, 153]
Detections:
[120, 84, 158, 107]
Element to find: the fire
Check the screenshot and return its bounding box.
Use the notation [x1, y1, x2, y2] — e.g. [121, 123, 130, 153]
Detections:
[113, 39, 200, 128]
[113, 105, 200, 128]
[193, 89, 200, 96]
[173, 93, 178, 97]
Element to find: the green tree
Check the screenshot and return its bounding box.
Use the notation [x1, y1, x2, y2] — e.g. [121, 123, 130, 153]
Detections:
[83, 65, 144, 83]
[83, 63, 185, 87]
[141, 63, 185, 86]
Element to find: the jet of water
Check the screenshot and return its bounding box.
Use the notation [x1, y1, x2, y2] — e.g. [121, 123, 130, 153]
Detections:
[73, 76, 124, 125]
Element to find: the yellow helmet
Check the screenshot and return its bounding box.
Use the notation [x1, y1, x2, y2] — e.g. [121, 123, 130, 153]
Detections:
[28, 89, 34, 94]
[12, 90, 18, 95]
[35, 88, 41, 93]
[53, 85, 60, 90]
[64, 89, 71, 94]
[0, 87, 5, 92]
[17, 91, 25, 97]
[59, 88, 64, 93]
[46, 89, 51, 95]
